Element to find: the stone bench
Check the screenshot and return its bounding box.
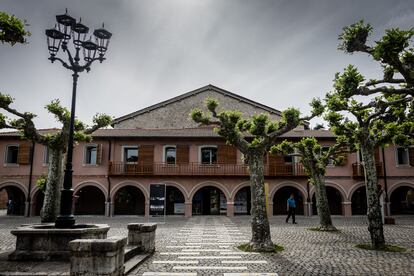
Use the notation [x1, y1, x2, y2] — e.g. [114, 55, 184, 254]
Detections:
[69, 236, 126, 276]
[127, 223, 157, 253]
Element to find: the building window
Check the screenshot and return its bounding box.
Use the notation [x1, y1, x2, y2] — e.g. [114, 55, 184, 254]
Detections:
[200, 146, 217, 164]
[124, 147, 138, 162]
[165, 146, 176, 164]
[5, 145, 19, 164]
[44, 146, 50, 164]
[85, 145, 97, 165]
[396, 147, 409, 166]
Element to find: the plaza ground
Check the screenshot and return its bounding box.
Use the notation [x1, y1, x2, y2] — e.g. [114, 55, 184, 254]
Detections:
[0, 213, 413, 275]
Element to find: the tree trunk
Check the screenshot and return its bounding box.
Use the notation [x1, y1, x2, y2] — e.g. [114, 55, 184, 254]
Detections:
[312, 173, 337, 231]
[361, 144, 386, 248]
[40, 148, 64, 223]
[248, 152, 274, 251]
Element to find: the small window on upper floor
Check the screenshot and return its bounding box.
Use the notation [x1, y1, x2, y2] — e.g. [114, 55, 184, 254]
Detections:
[85, 145, 97, 165]
[5, 145, 19, 164]
[201, 146, 217, 164]
[396, 147, 409, 166]
[165, 146, 176, 164]
[44, 146, 50, 164]
[284, 155, 293, 163]
[124, 146, 138, 163]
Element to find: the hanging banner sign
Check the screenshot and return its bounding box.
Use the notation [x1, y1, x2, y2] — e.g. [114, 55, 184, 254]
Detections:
[149, 183, 166, 217]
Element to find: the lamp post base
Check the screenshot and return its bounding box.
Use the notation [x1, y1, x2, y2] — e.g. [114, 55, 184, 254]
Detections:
[55, 215, 76, 228]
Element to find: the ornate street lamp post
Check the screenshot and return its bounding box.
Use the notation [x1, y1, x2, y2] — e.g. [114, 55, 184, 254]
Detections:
[45, 10, 112, 228]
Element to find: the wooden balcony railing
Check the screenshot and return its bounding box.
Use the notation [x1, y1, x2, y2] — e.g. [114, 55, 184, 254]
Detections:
[352, 162, 384, 178]
[108, 162, 308, 177]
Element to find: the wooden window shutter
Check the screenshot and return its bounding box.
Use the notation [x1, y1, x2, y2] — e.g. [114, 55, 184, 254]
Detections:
[374, 147, 380, 163]
[17, 143, 31, 165]
[176, 145, 189, 164]
[227, 146, 237, 164]
[409, 148, 414, 166]
[96, 144, 103, 165]
[269, 153, 284, 165]
[138, 145, 154, 163]
[217, 145, 237, 164]
[217, 145, 227, 164]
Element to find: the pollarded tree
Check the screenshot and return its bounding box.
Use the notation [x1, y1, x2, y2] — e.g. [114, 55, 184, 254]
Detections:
[191, 97, 323, 251]
[272, 137, 349, 231]
[0, 93, 112, 222]
[0, 11, 30, 45]
[324, 21, 414, 249]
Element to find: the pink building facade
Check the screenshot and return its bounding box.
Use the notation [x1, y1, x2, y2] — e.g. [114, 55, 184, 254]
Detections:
[1, 85, 413, 218]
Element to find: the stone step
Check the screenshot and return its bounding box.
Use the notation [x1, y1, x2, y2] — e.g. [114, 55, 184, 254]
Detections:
[124, 253, 151, 275]
[124, 245, 141, 262]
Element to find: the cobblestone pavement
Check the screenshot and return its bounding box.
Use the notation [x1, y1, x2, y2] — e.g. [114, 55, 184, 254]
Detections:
[0, 213, 413, 275]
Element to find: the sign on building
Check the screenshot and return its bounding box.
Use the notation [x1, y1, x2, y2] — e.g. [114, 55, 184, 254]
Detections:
[149, 184, 166, 218]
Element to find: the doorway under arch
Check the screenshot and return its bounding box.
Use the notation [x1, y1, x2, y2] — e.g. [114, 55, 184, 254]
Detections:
[192, 186, 227, 215]
[312, 186, 343, 215]
[113, 186, 145, 216]
[351, 186, 367, 215]
[273, 186, 304, 215]
[390, 186, 414, 215]
[166, 186, 185, 215]
[0, 186, 26, 216]
[75, 186, 106, 215]
[234, 186, 251, 215]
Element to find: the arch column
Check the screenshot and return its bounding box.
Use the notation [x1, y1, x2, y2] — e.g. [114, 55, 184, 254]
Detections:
[227, 202, 234, 217]
[304, 201, 312, 217]
[342, 201, 352, 217]
[105, 201, 111, 217]
[267, 202, 273, 218]
[24, 201, 30, 217]
[185, 202, 192, 218]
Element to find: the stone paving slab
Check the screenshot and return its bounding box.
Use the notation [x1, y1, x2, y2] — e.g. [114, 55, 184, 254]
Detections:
[0, 215, 413, 275]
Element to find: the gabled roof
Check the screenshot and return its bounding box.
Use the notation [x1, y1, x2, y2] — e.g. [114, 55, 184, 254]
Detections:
[0, 128, 60, 137]
[112, 84, 283, 125]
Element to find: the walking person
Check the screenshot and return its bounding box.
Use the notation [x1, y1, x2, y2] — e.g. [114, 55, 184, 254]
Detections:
[286, 193, 297, 224]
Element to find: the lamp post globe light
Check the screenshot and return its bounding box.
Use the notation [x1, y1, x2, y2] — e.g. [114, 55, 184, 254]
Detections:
[45, 10, 112, 228]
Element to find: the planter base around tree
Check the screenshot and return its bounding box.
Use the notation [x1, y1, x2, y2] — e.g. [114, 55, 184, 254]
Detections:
[8, 223, 110, 261]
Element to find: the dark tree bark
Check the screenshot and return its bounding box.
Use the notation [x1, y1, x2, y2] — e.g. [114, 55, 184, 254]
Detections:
[40, 148, 64, 223]
[312, 173, 336, 231]
[248, 151, 274, 251]
[361, 143, 385, 248]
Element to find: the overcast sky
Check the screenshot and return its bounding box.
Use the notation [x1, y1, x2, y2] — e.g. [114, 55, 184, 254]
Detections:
[1, 0, 413, 129]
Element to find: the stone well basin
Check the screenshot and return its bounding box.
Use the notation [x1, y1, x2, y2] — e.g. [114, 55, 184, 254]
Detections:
[8, 223, 110, 261]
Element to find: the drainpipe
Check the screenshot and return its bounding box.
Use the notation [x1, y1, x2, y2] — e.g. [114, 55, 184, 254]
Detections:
[26, 141, 35, 217]
[106, 139, 112, 217]
[381, 147, 389, 216]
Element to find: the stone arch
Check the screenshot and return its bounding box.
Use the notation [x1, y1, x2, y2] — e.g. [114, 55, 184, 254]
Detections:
[270, 181, 307, 202]
[230, 181, 250, 201]
[389, 182, 414, 215]
[189, 181, 230, 201]
[309, 181, 347, 202]
[160, 180, 189, 201]
[191, 183, 228, 215]
[311, 186, 344, 215]
[110, 181, 149, 203]
[112, 182, 147, 216]
[0, 181, 28, 199]
[0, 181, 27, 216]
[388, 181, 414, 197]
[74, 185, 106, 215]
[347, 182, 366, 201]
[74, 181, 108, 198]
[272, 182, 306, 215]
